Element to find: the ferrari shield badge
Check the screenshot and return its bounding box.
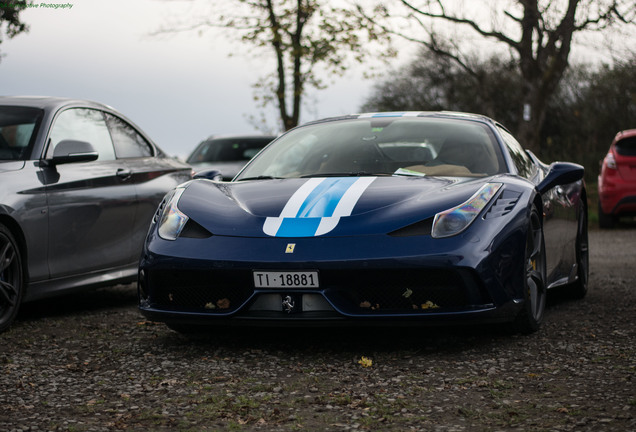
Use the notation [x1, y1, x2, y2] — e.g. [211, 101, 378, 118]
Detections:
[282, 295, 295, 313]
[263, 177, 375, 237]
[285, 243, 296, 253]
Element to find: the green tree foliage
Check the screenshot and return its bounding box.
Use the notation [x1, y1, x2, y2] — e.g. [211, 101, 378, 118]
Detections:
[0, 1, 29, 62]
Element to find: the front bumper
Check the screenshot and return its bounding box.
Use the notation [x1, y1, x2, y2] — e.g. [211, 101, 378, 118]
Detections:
[138, 228, 527, 327]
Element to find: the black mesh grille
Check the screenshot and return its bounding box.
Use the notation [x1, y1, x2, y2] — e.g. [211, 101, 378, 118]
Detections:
[148, 270, 254, 313]
[322, 268, 491, 314]
[146, 267, 491, 316]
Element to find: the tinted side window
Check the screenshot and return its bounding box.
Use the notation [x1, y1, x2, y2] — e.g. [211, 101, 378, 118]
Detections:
[497, 126, 536, 179]
[0, 106, 43, 161]
[186, 138, 271, 163]
[105, 114, 153, 158]
[48, 108, 115, 161]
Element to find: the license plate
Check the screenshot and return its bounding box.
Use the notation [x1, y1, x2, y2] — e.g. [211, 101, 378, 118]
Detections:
[253, 271, 319, 288]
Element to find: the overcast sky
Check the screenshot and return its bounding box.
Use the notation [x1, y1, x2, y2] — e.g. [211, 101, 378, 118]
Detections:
[2, 1, 633, 158]
[0, 0, 380, 157]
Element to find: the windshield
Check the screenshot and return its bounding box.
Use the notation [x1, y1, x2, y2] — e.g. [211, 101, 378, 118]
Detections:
[187, 137, 273, 164]
[236, 117, 505, 180]
[0, 106, 43, 161]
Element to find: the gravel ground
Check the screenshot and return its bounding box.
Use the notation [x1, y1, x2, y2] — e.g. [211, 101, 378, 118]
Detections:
[1, 227, 634, 431]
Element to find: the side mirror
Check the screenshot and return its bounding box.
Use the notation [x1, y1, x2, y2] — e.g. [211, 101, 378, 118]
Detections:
[193, 169, 223, 181]
[537, 162, 584, 194]
[50, 140, 99, 165]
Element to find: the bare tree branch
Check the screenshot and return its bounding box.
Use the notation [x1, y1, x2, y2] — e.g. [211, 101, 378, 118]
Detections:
[155, 0, 394, 131]
[397, 0, 521, 49]
[357, 0, 635, 152]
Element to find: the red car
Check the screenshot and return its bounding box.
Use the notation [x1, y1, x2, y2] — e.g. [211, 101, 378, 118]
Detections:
[598, 129, 636, 228]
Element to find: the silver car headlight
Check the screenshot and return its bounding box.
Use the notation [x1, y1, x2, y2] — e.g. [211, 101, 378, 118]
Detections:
[158, 187, 189, 241]
[432, 183, 502, 238]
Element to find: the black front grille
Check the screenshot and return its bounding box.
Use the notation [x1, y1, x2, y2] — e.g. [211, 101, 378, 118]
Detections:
[146, 267, 491, 316]
[322, 268, 491, 315]
[148, 270, 254, 313]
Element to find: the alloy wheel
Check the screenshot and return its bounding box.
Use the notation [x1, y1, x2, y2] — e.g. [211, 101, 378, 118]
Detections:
[525, 210, 546, 323]
[514, 206, 547, 334]
[0, 226, 23, 332]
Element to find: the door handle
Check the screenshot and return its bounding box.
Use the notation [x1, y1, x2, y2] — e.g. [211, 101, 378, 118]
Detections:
[116, 168, 132, 180]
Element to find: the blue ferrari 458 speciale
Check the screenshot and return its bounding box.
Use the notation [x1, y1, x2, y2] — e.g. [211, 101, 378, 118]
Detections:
[138, 112, 588, 333]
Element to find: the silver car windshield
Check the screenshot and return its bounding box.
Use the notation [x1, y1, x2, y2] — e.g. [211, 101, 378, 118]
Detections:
[236, 116, 506, 180]
[187, 137, 273, 164]
[0, 106, 43, 161]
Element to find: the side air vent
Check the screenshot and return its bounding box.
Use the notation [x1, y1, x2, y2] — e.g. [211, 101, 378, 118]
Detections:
[152, 197, 168, 224]
[485, 190, 521, 219]
[180, 219, 213, 239]
[388, 217, 434, 237]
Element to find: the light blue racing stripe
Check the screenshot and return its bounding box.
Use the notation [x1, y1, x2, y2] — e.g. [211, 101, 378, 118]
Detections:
[295, 177, 358, 218]
[263, 177, 375, 237]
[276, 217, 322, 237]
[358, 112, 422, 119]
[370, 112, 406, 117]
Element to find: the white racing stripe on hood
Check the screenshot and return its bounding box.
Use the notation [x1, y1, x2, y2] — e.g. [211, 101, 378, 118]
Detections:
[263, 177, 376, 237]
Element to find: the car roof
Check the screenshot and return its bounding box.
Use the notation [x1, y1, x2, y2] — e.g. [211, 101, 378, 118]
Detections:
[0, 96, 162, 158]
[301, 111, 498, 127]
[614, 129, 636, 142]
[203, 134, 277, 141]
[0, 95, 114, 111]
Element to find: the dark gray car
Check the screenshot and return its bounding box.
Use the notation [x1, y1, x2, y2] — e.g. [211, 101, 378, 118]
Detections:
[186, 135, 275, 180]
[0, 96, 192, 332]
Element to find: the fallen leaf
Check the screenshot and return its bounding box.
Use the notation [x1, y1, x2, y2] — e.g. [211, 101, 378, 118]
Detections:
[358, 356, 373, 368]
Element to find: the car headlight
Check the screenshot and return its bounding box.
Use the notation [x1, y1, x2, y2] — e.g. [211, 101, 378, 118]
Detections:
[158, 187, 189, 241]
[432, 183, 502, 238]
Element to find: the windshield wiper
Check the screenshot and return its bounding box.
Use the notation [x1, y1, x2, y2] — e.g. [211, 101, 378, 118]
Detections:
[236, 175, 284, 181]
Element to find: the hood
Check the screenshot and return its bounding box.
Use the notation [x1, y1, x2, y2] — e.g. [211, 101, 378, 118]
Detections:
[178, 176, 496, 238]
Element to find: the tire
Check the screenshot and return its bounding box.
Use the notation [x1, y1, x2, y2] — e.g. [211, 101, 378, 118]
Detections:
[513, 206, 547, 334]
[0, 224, 24, 333]
[568, 206, 589, 299]
[598, 201, 615, 229]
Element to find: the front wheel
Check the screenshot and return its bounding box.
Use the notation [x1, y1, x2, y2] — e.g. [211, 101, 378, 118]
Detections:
[0, 224, 24, 333]
[513, 206, 547, 334]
